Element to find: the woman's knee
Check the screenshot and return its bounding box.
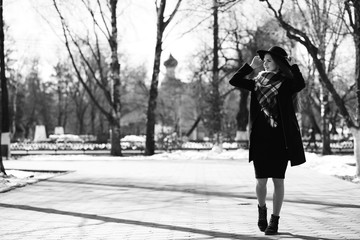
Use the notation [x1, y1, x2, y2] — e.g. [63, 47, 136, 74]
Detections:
[257, 178, 268, 188]
[272, 178, 284, 189]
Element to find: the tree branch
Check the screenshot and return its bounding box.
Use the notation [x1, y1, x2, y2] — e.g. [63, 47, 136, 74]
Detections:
[80, 0, 111, 43]
[262, 0, 356, 128]
[53, 0, 111, 120]
[164, 0, 183, 29]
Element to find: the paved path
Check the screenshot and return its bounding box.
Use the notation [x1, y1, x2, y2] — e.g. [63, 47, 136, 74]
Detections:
[1, 155, 360, 240]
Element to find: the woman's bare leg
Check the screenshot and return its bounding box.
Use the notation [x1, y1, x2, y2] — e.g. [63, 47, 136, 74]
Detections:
[272, 178, 284, 216]
[256, 178, 268, 206]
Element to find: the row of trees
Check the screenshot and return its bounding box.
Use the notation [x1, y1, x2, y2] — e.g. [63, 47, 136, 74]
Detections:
[1, 0, 359, 177]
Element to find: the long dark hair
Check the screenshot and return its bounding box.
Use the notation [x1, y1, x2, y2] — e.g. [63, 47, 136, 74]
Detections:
[273, 55, 301, 112]
[272, 55, 293, 79]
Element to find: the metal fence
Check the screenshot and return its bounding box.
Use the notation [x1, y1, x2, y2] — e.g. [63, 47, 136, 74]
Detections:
[302, 139, 354, 154]
[7, 139, 354, 156]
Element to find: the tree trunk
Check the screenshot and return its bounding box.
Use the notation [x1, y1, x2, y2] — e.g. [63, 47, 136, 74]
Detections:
[63, 98, 68, 130]
[109, 0, 122, 156]
[186, 115, 202, 137]
[211, 0, 222, 145]
[145, 51, 162, 154]
[91, 104, 96, 135]
[350, 128, 360, 177]
[57, 84, 63, 126]
[110, 118, 121, 156]
[0, 0, 7, 174]
[0, 0, 7, 134]
[77, 109, 86, 135]
[352, 0, 360, 178]
[145, 0, 182, 155]
[145, 0, 167, 155]
[344, 1, 360, 127]
[320, 86, 331, 154]
[11, 82, 17, 141]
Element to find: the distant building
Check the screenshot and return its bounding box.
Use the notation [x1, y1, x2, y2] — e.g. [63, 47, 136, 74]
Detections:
[158, 54, 205, 140]
[161, 54, 183, 89]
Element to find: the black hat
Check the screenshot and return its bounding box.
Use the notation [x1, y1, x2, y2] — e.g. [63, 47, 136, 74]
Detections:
[257, 46, 290, 66]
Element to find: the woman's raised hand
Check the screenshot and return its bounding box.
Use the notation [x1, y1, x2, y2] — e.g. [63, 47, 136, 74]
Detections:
[250, 56, 263, 69]
[287, 56, 295, 66]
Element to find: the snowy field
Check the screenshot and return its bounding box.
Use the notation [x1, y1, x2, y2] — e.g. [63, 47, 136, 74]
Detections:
[0, 149, 358, 193]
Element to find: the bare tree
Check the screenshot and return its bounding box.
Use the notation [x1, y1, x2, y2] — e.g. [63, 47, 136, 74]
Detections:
[198, 0, 243, 144]
[145, 0, 183, 155]
[345, 0, 360, 177]
[210, 0, 223, 144]
[228, 14, 249, 141]
[179, 1, 245, 142]
[0, 0, 7, 175]
[53, 0, 122, 155]
[261, 0, 360, 177]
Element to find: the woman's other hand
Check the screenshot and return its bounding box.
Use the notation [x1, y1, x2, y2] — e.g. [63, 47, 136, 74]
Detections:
[250, 56, 263, 69]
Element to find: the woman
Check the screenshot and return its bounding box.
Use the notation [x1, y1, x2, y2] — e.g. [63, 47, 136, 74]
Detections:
[229, 46, 306, 235]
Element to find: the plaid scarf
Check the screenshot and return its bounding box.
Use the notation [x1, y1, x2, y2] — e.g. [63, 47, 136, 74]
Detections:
[254, 71, 283, 127]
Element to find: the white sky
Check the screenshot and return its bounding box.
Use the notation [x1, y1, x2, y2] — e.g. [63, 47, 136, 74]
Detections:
[4, 0, 207, 81]
[4, 0, 356, 88]
[5, 0, 63, 78]
[4, 0, 267, 82]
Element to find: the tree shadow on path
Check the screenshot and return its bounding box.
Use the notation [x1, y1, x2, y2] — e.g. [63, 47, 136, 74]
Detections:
[47, 179, 360, 209]
[0, 203, 341, 240]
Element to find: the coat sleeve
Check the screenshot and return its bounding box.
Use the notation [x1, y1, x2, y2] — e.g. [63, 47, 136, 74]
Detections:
[289, 64, 306, 93]
[229, 63, 256, 91]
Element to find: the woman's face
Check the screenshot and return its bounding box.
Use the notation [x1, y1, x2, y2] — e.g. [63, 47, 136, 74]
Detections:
[263, 54, 279, 72]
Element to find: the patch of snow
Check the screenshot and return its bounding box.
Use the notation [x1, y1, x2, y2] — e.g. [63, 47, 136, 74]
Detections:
[303, 152, 356, 178]
[0, 169, 63, 193]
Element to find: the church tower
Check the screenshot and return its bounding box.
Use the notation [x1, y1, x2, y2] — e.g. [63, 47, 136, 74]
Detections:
[163, 54, 178, 79]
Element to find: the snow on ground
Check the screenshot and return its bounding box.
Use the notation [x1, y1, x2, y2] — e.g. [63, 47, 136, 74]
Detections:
[147, 149, 358, 183]
[0, 149, 358, 193]
[0, 169, 64, 193]
[303, 152, 359, 182]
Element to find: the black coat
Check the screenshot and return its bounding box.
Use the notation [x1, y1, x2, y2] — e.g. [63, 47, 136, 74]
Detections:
[229, 63, 306, 167]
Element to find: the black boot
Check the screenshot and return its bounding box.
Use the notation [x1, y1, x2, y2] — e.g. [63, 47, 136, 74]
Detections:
[265, 214, 280, 235]
[257, 204, 268, 232]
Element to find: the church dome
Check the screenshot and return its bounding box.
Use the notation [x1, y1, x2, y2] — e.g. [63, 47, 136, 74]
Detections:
[164, 54, 178, 68]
